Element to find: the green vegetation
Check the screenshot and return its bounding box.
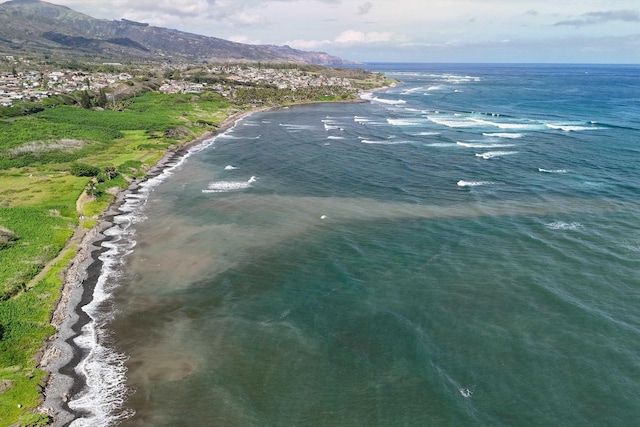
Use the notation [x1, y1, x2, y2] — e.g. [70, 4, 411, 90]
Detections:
[0, 208, 75, 301]
[0, 247, 76, 426]
[0, 89, 233, 425]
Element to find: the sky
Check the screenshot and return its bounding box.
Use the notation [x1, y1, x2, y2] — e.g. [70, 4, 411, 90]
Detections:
[28, 0, 640, 63]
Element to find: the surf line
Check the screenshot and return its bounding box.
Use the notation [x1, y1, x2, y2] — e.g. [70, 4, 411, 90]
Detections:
[37, 108, 263, 425]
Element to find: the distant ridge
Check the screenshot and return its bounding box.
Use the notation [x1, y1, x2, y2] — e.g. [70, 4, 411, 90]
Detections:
[0, 0, 352, 65]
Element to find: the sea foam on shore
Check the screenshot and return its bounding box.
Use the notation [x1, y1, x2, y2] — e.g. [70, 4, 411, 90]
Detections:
[39, 112, 251, 426]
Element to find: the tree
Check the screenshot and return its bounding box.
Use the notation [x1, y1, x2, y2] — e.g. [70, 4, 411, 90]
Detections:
[80, 90, 91, 109]
[104, 166, 118, 180]
[95, 88, 108, 108]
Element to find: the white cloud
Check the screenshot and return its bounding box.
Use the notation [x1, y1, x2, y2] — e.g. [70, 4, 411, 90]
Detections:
[285, 29, 396, 50]
[229, 12, 267, 26]
[228, 35, 264, 44]
[335, 30, 394, 44]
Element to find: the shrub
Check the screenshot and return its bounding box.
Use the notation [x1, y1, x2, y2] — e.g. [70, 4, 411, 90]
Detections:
[70, 162, 100, 177]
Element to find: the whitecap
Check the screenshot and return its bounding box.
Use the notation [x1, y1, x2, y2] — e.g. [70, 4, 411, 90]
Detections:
[460, 388, 473, 398]
[471, 118, 541, 130]
[475, 151, 518, 159]
[327, 136, 345, 140]
[361, 139, 411, 145]
[279, 123, 316, 131]
[482, 132, 523, 139]
[427, 116, 478, 128]
[224, 165, 238, 171]
[372, 97, 407, 105]
[538, 168, 567, 173]
[202, 176, 257, 193]
[457, 142, 516, 149]
[545, 124, 601, 132]
[387, 118, 426, 126]
[425, 143, 458, 147]
[457, 180, 495, 187]
[546, 221, 583, 230]
[414, 131, 440, 136]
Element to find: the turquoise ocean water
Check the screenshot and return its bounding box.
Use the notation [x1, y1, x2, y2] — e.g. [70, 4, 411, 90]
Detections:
[71, 64, 640, 426]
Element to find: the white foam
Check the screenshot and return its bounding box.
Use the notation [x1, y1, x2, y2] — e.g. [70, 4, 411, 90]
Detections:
[457, 180, 495, 187]
[68, 337, 133, 426]
[414, 131, 440, 136]
[354, 116, 372, 123]
[202, 176, 257, 193]
[327, 136, 345, 140]
[359, 92, 374, 101]
[387, 118, 426, 126]
[538, 168, 567, 174]
[546, 221, 583, 230]
[460, 388, 473, 398]
[545, 124, 601, 132]
[427, 115, 485, 128]
[475, 151, 518, 159]
[372, 97, 407, 105]
[400, 86, 427, 95]
[471, 118, 540, 130]
[457, 141, 516, 149]
[224, 165, 238, 171]
[425, 143, 458, 147]
[279, 123, 316, 131]
[482, 133, 523, 139]
[61, 136, 212, 424]
[361, 139, 411, 145]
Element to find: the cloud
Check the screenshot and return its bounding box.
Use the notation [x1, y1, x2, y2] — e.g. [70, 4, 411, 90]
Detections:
[335, 30, 394, 44]
[228, 11, 267, 26]
[357, 2, 373, 15]
[228, 35, 263, 45]
[554, 9, 640, 27]
[285, 29, 397, 50]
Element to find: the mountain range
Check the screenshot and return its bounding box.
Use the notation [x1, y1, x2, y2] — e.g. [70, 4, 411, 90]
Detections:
[0, 0, 351, 65]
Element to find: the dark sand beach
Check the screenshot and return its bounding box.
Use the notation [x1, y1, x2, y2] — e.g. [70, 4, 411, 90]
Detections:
[37, 108, 264, 425]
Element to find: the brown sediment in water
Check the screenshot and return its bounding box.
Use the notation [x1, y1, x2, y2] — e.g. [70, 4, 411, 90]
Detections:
[36, 98, 374, 425]
[35, 106, 270, 425]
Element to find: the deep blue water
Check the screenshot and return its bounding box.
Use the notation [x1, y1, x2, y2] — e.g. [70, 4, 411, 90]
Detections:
[71, 64, 640, 426]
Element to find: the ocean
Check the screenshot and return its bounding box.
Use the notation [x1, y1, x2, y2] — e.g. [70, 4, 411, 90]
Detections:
[69, 64, 640, 426]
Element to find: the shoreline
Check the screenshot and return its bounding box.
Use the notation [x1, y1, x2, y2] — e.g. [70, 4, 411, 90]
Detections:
[36, 97, 371, 424]
[36, 106, 267, 425]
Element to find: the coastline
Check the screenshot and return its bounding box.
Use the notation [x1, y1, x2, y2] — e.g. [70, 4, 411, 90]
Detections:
[37, 107, 265, 425]
[36, 96, 378, 425]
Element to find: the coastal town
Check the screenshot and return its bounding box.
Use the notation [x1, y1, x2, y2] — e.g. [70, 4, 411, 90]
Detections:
[1, 56, 361, 107]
